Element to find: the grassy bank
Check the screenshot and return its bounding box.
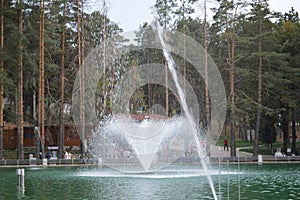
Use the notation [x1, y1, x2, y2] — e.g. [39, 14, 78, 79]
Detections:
[217, 134, 300, 155]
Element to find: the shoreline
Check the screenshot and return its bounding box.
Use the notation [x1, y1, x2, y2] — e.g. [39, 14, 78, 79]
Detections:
[1, 156, 300, 168]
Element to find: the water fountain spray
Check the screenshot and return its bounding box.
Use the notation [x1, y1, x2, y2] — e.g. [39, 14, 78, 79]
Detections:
[72, 22, 227, 198]
[156, 24, 218, 200]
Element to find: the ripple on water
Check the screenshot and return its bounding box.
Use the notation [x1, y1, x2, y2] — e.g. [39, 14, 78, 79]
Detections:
[0, 163, 299, 199]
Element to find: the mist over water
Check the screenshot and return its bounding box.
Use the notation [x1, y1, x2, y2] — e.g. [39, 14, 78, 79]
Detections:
[89, 115, 195, 172]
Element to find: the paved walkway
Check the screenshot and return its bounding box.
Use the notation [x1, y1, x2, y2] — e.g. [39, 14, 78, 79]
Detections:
[210, 145, 253, 157]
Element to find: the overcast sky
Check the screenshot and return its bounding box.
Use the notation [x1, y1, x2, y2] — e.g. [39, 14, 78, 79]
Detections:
[102, 0, 300, 32]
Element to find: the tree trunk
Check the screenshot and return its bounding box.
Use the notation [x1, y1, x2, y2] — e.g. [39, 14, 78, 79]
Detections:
[147, 55, 151, 112]
[38, 0, 45, 159]
[291, 108, 297, 154]
[59, 1, 66, 159]
[226, 1, 236, 157]
[77, 0, 85, 157]
[17, 0, 24, 160]
[253, 9, 263, 157]
[0, 0, 4, 160]
[230, 113, 236, 157]
[165, 61, 168, 117]
[204, 0, 210, 128]
[164, 0, 169, 118]
[102, 0, 107, 117]
[282, 108, 289, 154]
[81, 0, 85, 155]
[203, 0, 211, 156]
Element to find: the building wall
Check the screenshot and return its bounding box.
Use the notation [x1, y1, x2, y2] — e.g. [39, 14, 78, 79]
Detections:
[3, 124, 81, 150]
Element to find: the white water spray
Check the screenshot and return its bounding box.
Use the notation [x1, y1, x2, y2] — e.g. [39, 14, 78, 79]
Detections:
[156, 26, 218, 200]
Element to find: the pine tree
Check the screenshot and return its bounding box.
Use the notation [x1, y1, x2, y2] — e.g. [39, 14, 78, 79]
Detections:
[0, 0, 4, 160]
[59, 0, 66, 159]
[17, 0, 24, 160]
[211, 0, 246, 157]
[38, 0, 45, 158]
[154, 0, 176, 117]
[276, 7, 300, 154]
[247, 0, 279, 156]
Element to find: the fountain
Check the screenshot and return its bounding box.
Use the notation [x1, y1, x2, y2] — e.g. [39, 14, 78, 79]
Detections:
[0, 28, 297, 195]
[0, 5, 298, 200]
[71, 24, 227, 199]
[0, 18, 297, 200]
[73, 25, 225, 163]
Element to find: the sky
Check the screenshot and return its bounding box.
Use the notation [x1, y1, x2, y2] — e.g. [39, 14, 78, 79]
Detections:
[103, 0, 300, 32]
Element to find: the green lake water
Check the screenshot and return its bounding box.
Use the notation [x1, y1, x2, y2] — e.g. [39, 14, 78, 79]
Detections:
[0, 163, 299, 200]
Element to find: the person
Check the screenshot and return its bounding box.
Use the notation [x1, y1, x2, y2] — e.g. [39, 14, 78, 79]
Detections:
[46, 152, 51, 159]
[224, 137, 229, 151]
[64, 151, 69, 159]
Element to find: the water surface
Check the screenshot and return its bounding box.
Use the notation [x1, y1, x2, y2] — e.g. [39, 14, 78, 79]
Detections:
[0, 163, 299, 200]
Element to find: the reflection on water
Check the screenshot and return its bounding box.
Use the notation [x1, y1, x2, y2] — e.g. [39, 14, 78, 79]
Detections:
[0, 163, 299, 200]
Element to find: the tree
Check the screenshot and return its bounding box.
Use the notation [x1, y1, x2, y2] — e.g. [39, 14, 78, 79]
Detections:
[253, 0, 264, 157]
[0, 0, 4, 160]
[203, 0, 209, 128]
[84, 5, 122, 120]
[261, 111, 276, 149]
[38, 0, 45, 159]
[276, 7, 300, 154]
[246, 0, 283, 156]
[75, 0, 85, 157]
[173, 0, 198, 98]
[211, 0, 246, 157]
[17, 0, 24, 160]
[59, 0, 66, 159]
[154, 0, 176, 118]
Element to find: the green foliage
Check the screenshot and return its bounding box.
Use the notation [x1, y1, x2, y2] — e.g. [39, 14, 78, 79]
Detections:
[260, 111, 276, 145]
[0, 0, 299, 156]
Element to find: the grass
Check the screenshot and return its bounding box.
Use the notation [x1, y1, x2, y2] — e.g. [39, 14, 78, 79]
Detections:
[3, 148, 80, 159]
[217, 134, 257, 148]
[3, 148, 41, 159]
[241, 142, 300, 155]
[217, 134, 300, 155]
[2, 136, 299, 158]
[3, 150, 17, 159]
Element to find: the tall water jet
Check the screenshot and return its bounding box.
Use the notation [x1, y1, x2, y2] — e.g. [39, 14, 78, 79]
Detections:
[156, 24, 218, 200]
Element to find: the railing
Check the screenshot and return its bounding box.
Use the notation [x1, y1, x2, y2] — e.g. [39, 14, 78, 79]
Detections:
[209, 156, 300, 163]
[1, 156, 300, 166]
[0, 158, 91, 166]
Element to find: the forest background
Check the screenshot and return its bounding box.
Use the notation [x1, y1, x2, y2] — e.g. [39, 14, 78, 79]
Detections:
[0, 0, 299, 159]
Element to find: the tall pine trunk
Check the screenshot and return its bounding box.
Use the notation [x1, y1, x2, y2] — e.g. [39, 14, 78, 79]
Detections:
[102, 0, 107, 117]
[59, 1, 66, 159]
[38, 0, 45, 159]
[81, 0, 85, 155]
[101, 0, 107, 117]
[77, 0, 85, 157]
[203, 0, 211, 157]
[291, 108, 296, 154]
[230, 20, 236, 157]
[0, 0, 4, 160]
[281, 107, 289, 154]
[204, 0, 210, 128]
[226, 1, 237, 157]
[163, 0, 169, 118]
[17, 0, 24, 160]
[253, 4, 262, 157]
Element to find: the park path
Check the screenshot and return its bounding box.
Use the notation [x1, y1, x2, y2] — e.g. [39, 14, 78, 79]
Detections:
[210, 145, 253, 158]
